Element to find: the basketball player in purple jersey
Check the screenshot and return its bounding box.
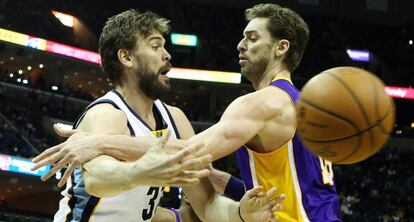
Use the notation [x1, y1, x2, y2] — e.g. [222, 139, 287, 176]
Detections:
[33, 3, 341, 222]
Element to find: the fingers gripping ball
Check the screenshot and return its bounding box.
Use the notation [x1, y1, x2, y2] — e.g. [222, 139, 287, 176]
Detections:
[296, 67, 395, 164]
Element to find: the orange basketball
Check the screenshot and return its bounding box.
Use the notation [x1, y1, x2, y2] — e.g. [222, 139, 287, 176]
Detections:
[296, 67, 395, 164]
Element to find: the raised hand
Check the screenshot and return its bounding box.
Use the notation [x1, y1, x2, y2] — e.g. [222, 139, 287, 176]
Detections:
[239, 186, 285, 222]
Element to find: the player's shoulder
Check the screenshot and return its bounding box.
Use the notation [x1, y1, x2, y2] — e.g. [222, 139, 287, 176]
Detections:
[163, 104, 195, 138]
[85, 103, 127, 121]
[79, 103, 128, 134]
[164, 104, 187, 120]
[238, 85, 294, 112]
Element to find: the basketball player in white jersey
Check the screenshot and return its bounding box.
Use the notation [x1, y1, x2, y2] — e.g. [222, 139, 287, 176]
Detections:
[33, 9, 282, 222]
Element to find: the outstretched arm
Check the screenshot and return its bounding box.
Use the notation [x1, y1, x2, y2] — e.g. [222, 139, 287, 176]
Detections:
[187, 87, 296, 160]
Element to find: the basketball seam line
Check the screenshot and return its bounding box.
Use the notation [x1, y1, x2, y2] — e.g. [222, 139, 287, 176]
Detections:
[304, 110, 391, 164]
[299, 98, 362, 163]
[324, 72, 373, 128]
[325, 71, 374, 156]
[299, 97, 391, 164]
[301, 109, 391, 143]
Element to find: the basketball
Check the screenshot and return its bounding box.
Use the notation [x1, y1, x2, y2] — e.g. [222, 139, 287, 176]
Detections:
[296, 67, 395, 164]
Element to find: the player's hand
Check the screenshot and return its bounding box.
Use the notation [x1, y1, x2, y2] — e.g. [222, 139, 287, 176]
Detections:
[31, 123, 104, 187]
[132, 131, 213, 187]
[239, 186, 285, 222]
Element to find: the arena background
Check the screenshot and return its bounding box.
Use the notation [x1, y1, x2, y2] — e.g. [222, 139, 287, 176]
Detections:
[0, 0, 413, 221]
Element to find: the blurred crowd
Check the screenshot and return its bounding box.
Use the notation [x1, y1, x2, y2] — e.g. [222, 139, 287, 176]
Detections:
[336, 147, 414, 221]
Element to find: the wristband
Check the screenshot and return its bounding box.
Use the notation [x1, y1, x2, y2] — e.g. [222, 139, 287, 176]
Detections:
[224, 176, 246, 201]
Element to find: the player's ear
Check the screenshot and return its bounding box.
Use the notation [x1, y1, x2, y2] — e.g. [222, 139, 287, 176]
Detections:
[274, 39, 290, 57]
[118, 48, 134, 68]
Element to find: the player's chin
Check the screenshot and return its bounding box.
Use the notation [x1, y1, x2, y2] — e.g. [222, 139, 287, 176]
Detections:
[158, 79, 171, 91]
[160, 78, 170, 87]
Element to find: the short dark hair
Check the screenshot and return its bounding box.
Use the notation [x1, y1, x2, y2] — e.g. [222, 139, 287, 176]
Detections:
[246, 3, 309, 72]
[99, 9, 170, 85]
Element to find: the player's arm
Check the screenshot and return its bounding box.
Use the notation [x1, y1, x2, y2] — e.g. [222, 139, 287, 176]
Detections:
[169, 106, 282, 222]
[209, 166, 246, 201]
[188, 86, 296, 160]
[152, 206, 200, 222]
[151, 207, 181, 222]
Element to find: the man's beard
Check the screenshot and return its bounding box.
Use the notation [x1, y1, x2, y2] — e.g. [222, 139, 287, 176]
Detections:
[138, 62, 171, 100]
[241, 54, 270, 82]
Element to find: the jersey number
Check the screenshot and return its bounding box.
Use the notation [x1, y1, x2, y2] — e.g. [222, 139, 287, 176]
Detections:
[142, 187, 160, 220]
[319, 157, 334, 186]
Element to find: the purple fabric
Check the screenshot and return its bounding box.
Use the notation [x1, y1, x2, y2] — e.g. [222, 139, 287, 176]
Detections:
[236, 147, 253, 189]
[224, 176, 246, 201]
[168, 208, 181, 222]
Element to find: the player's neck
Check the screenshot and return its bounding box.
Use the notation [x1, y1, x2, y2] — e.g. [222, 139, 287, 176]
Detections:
[115, 82, 155, 119]
[255, 63, 291, 90]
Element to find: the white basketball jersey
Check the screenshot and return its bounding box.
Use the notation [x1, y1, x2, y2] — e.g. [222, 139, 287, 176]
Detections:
[54, 90, 180, 222]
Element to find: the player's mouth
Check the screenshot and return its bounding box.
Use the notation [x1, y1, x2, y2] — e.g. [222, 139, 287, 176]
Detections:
[159, 66, 172, 76]
[239, 55, 248, 65]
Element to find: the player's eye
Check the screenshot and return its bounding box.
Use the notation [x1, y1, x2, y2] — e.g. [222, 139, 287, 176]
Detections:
[249, 35, 258, 41]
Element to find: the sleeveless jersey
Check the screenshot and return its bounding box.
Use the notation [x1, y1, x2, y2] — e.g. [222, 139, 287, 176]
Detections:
[236, 79, 341, 222]
[54, 89, 180, 222]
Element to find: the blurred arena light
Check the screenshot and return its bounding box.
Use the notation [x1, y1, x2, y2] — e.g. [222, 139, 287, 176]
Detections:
[409, 40, 413, 45]
[170, 33, 198, 47]
[385, 86, 414, 100]
[22, 79, 28, 84]
[167, 67, 241, 84]
[51, 10, 74, 27]
[51, 85, 59, 91]
[0, 154, 51, 177]
[0, 28, 101, 64]
[346, 49, 370, 62]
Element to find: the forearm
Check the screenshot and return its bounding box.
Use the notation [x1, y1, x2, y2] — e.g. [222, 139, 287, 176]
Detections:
[188, 121, 248, 161]
[209, 168, 232, 194]
[99, 134, 153, 161]
[152, 207, 178, 222]
[184, 178, 243, 222]
[204, 194, 243, 222]
[209, 169, 247, 201]
[82, 155, 140, 197]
